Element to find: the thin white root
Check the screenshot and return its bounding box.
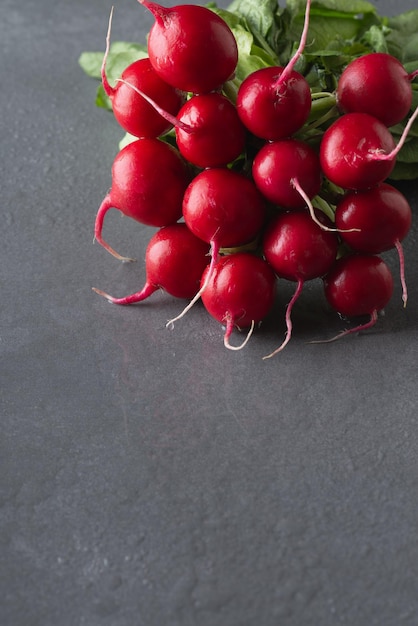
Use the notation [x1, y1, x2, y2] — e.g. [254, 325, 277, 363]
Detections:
[166, 280, 207, 329]
[224, 320, 255, 351]
[309, 310, 378, 344]
[394, 239, 408, 307]
[92, 287, 114, 303]
[371, 104, 418, 161]
[292, 178, 360, 233]
[166, 241, 219, 328]
[277, 0, 312, 85]
[114, 78, 189, 131]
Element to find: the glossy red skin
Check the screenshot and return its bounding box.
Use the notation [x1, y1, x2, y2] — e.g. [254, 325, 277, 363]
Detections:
[262, 209, 339, 281]
[236, 66, 311, 140]
[175, 93, 246, 168]
[110, 138, 189, 226]
[252, 139, 322, 208]
[319, 112, 396, 190]
[145, 223, 210, 298]
[200, 253, 277, 327]
[110, 58, 185, 138]
[182, 168, 266, 248]
[337, 53, 412, 127]
[145, 3, 238, 94]
[335, 183, 412, 253]
[324, 254, 394, 317]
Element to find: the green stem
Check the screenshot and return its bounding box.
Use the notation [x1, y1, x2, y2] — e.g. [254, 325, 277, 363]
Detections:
[222, 77, 240, 104]
[312, 195, 336, 223]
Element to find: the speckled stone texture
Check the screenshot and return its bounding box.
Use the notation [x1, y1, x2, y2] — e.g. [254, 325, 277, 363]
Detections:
[1, 1, 418, 625]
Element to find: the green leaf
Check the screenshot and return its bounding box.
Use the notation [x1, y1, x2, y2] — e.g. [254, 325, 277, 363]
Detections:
[287, 0, 376, 17]
[78, 42, 148, 84]
[227, 0, 277, 39]
[361, 24, 389, 53]
[396, 138, 418, 164]
[235, 53, 271, 82]
[231, 23, 255, 56]
[78, 51, 104, 79]
[95, 84, 112, 111]
[389, 160, 418, 181]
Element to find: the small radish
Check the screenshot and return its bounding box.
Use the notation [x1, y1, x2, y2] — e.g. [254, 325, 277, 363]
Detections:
[182, 168, 266, 257]
[319, 254, 394, 342]
[200, 253, 277, 350]
[335, 183, 412, 305]
[115, 82, 246, 168]
[320, 107, 418, 190]
[336, 53, 414, 127]
[93, 223, 210, 303]
[101, 8, 185, 138]
[94, 138, 190, 261]
[236, 0, 312, 140]
[252, 138, 322, 209]
[167, 168, 266, 325]
[262, 208, 339, 357]
[138, 0, 238, 94]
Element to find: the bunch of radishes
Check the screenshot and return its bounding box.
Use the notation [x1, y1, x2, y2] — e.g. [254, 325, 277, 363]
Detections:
[92, 0, 417, 356]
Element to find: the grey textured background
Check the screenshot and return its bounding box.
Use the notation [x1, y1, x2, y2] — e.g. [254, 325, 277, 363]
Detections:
[1, 0, 418, 624]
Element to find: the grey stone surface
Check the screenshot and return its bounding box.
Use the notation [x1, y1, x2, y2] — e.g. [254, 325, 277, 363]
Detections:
[1, 1, 418, 625]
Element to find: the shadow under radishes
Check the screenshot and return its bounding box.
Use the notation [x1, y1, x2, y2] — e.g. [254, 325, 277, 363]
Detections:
[93, 223, 210, 304]
[262, 208, 339, 358]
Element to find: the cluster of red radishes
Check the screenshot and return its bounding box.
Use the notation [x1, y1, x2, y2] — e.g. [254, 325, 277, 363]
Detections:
[92, 0, 417, 356]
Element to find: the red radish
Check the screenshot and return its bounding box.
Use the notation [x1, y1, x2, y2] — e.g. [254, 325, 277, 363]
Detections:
[319, 254, 394, 342]
[236, 0, 312, 140]
[115, 82, 246, 168]
[200, 253, 277, 350]
[94, 138, 190, 261]
[101, 8, 185, 138]
[335, 183, 412, 305]
[252, 138, 322, 209]
[167, 168, 266, 326]
[163, 92, 246, 168]
[138, 0, 238, 94]
[182, 168, 266, 255]
[320, 107, 418, 190]
[336, 53, 413, 127]
[319, 112, 396, 189]
[262, 208, 339, 357]
[92, 223, 210, 303]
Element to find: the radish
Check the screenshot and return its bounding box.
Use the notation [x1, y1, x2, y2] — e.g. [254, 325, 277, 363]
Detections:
[138, 0, 238, 94]
[101, 7, 185, 138]
[166, 167, 266, 325]
[320, 108, 418, 190]
[92, 223, 210, 303]
[200, 253, 277, 350]
[336, 53, 414, 127]
[319, 254, 394, 342]
[115, 82, 246, 168]
[335, 182, 412, 305]
[94, 138, 190, 261]
[236, 0, 312, 140]
[262, 208, 339, 357]
[182, 168, 266, 256]
[252, 138, 322, 209]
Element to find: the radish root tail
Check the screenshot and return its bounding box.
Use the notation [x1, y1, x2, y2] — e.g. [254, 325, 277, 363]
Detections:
[291, 178, 360, 233]
[263, 278, 304, 359]
[224, 319, 255, 351]
[166, 240, 220, 328]
[394, 238, 408, 307]
[309, 309, 379, 344]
